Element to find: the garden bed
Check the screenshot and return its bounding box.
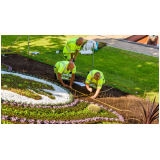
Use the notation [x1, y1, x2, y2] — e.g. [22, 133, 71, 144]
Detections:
[1, 54, 159, 124]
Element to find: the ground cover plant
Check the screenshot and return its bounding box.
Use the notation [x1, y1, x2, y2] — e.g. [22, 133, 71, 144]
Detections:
[1, 63, 12, 71]
[1, 70, 125, 124]
[1, 101, 124, 124]
[1, 74, 55, 100]
[1, 64, 8, 70]
[1, 35, 158, 102]
[1, 71, 73, 106]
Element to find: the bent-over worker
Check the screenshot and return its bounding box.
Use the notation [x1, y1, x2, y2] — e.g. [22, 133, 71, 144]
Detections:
[85, 70, 105, 99]
[63, 37, 84, 62]
[54, 61, 76, 88]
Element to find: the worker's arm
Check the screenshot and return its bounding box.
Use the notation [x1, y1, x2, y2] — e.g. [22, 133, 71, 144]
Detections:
[91, 79, 103, 99]
[58, 72, 68, 87]
[70, 53, 74, 61]
[69, 73, 75, 88]
[91, 88, 101, 99]
[85, 83, 92, 92]
[85, 73, 92, 92]
[74, 50, 79, 61]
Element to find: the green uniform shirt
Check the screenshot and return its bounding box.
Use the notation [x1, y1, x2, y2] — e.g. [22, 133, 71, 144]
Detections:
[63, 38, 81, 59]
[54, 61, 76, 74]
[85, 70, 105, 89]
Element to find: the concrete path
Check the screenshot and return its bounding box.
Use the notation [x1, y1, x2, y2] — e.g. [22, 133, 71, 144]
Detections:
[84, 35, 159, 58]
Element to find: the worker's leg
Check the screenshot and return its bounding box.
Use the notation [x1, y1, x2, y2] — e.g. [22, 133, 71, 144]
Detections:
[63, 53, 71, 61]
[63, 53, 75, 62]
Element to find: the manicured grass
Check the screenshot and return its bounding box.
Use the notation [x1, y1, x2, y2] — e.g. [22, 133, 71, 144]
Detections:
[1, 35, 159, 102]
[1, 35, 88, 53]
[92, 46, 159, 102]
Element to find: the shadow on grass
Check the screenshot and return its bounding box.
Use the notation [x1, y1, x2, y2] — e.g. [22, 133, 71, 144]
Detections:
[1, 35, 67, 54]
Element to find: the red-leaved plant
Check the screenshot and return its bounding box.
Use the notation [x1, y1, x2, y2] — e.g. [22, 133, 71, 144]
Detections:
[130, 97, 159, 124]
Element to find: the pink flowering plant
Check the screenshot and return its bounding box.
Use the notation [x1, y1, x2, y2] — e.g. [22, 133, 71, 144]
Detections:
[1, 100, 125, 124]
[1, 71, 125, 124]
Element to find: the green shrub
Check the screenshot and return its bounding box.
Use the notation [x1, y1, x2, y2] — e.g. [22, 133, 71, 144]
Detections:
[6, 78, 10, 82]
[24, 81, 29, 84]
[18, 84, 23, 88]
[87, 104, 102, 113]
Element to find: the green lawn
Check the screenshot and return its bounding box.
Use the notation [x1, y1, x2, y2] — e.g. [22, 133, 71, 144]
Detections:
[1, 35, 87, 53]
[1, 35, 159, 102]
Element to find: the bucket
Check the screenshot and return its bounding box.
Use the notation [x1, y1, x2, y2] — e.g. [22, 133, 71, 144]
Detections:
[94, 42, 98, 51]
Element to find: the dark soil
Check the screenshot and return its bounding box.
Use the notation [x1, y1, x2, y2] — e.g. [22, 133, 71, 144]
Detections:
[1, 53, 159, 124]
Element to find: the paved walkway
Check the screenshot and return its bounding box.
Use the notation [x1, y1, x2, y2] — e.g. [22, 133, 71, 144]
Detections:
[84, 35, 159, 58]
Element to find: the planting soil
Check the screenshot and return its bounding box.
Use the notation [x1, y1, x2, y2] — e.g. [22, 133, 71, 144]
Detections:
[1, 53, 159, 124]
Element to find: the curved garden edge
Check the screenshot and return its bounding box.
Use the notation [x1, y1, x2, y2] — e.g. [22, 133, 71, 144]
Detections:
[1, 99, 79, 109]
[1, 63, 12, 71]
[1, 70, 74, 106]
[1, 99, 125, 124]
[1, 65, 124, 124]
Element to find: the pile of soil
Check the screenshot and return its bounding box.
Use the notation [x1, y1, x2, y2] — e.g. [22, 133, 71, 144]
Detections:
[98, 42, 107, 49]
[1, 54, 159, 124]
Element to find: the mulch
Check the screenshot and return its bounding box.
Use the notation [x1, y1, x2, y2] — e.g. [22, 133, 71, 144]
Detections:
[1, 53, 159, 124]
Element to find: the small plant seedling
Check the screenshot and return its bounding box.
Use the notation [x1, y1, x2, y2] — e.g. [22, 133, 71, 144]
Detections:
[6, 78, 11, 82]
[18, 84, 23, 88]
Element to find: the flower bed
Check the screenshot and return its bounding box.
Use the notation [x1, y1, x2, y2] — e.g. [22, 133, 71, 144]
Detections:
[1, 69, 125, 124]
[1, 100, 124, 124]
[1, 71, 73, 105]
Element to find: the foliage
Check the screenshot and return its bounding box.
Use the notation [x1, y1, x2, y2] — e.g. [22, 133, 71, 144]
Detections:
[1, 120, 14, 124]
[130, 97, 159, 124]
[1, 74, 55, 100]
[1, 35, 158, 102]
[1, 64, 8, 70]
[3, 38, 159, 102]
[1, 102, 118, 123]
[87, 104, 102, 113]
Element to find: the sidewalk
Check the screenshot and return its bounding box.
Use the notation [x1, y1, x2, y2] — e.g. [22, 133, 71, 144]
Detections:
[84, 35, 159, 58]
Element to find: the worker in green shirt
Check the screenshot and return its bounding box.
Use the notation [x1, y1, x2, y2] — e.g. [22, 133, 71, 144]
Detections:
[85, 70, 105, 99]
[54, 61, 76, 88]
[63, 37, 84, 62]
